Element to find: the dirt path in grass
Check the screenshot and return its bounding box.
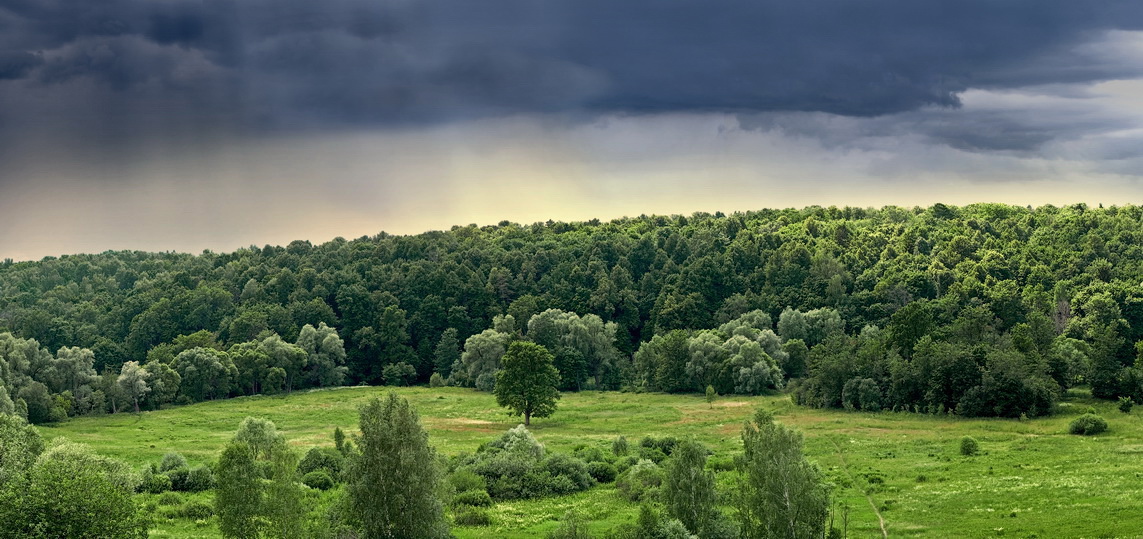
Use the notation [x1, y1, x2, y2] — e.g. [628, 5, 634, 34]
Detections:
[831, 438, 888, 538]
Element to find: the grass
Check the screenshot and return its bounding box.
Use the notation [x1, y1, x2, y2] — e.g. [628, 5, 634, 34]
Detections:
[42, 386, 1143, 538]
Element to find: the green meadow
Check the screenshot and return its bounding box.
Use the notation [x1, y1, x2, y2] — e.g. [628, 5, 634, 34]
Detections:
[42, 387, 1143, 538]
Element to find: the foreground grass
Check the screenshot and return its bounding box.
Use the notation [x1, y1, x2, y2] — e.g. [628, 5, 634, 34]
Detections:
[43, 387, 1143, 538]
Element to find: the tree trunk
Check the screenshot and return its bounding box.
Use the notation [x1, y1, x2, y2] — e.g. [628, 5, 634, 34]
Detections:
[133, 396, 140, 414]
[524, 410, 531, 426]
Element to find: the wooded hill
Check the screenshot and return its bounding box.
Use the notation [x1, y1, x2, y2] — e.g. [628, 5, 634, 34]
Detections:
[1, 203, 1141, 419]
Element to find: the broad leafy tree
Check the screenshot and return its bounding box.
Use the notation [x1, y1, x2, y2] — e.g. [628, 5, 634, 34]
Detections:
[495, 341, 560, 426]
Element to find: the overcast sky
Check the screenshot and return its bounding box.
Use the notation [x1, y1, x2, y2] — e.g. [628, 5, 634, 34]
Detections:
[3, 1, 1143, 260]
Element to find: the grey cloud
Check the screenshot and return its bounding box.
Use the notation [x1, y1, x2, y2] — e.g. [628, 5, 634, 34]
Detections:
[2, 1, 1142, 123]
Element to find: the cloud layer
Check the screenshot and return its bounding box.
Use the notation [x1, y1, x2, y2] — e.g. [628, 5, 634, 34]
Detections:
[3, 1, 1143, 259]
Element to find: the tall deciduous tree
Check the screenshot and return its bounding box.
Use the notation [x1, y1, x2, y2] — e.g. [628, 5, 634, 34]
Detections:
[117, 361, 150, 413]
[734, 409, 829, 539]
[495, 341, 560, 426]
[346, 393, 448, 538]
[215, 442, 263, 539]
[296, 322, 348, 388]
[663, 439, 718, 536]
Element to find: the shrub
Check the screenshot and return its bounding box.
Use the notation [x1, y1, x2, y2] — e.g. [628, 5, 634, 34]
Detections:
[548, 511, 593, 539]
[616, 459, 664, 502]
[959, 436, 979, 456]
[382, 361, 418, 386]
[453, 489, 493, 507]
[487, 424, 545, 459]
[157, 492, 183, 506]
[538, 453, 594, 491]
[302, 470, 335, 491]
[475, 372, 497, 392]
[1069, 413, 1108, 435]
[573, 445, 607, 464]
[588, 461, 617, 483]
[1119, 396, 1134, 414]
[430, 372, 446, 388]
[639, 436, 678, 456]
[165, 467, 190, 491]
[185, 465, 215, 492]
[449, 468, 487, 493]
[140, 468, 172, 494]
[612, 435, 629, 457]
[160, 452, 188, 472]
[298, 447, 344, 479]
[638, 446, 668, 464]
[706, 456, 735, 472]
[454, 508, 492, 526]
[181, 501, 214, 519]
[614, 455, 640, 474]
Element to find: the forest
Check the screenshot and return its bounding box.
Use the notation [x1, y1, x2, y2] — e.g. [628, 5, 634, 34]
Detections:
[2, 202, 1143, 537]
[2, 203, 1142, 423]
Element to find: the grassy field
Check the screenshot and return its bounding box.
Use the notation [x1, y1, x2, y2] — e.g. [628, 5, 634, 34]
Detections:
[41, 386, 1143, 538]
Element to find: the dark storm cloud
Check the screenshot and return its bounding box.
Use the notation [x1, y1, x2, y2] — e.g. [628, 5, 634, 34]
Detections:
[2, 0, 1143, 125]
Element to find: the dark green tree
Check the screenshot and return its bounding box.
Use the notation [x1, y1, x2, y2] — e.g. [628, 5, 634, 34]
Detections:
[495, 341, 561, 426]
[346, 393, 448, 538]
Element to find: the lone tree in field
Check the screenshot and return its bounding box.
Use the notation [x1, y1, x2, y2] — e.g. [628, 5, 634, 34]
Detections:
[735, 409, 830, 539]
[346, 393, 448, 538]
[495, 341, 561, 426]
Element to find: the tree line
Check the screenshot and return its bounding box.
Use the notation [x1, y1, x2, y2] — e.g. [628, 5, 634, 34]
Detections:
[2, 203, 1143, 420]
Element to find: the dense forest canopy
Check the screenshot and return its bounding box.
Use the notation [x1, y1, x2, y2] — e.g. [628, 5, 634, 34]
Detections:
[1, 203, 1142, 420]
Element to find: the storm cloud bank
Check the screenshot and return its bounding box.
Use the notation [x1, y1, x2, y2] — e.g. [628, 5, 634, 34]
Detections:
[3, 1, 1143, 259]
[3, 0, 1143, 134]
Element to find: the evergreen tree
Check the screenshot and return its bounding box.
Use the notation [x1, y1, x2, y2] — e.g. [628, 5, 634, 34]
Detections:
[433, 328, 460, 378]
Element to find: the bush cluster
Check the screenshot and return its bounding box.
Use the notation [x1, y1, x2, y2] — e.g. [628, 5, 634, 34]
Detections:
[451, 425, 596, 501]
[1069, 413, 1108, 435]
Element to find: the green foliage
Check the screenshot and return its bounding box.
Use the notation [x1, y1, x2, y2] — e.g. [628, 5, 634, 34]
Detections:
[449, 467, 487, 493]
[157, 491, 183, 506]
[0, 441, 148, 538]
[454, 508, 493, 526]
[588, 460, 618, 483]
[186, 464, 215, 491]
[160, 451, 188, 472]
[382, 361, 418, 386]
[735, 409, 829, 539]
[616, 459, 664, 502]
[1069, 413, 1109, 435]
[548, 511, 594, 539]
[453, 489, 493, 507]
[430, 372, 446, 387]
[495, 341, 561, 425]
[141, 467, 173, 493]
[233, 416, 284, 461]
[264, 447, 305, 539]
[612, 435, 630, 456]
[0, 413, 43, 485]
[663, 439, 718, 536]
[345, 393, 449, 538]
[298, 446, 343, 479]
[705, 385, 717, 408]
[1118, 396, 1134, 414]
[960, 436, 980, 456]
[182, 501, 215, 519]
[303, 470, 335, 490]
[215, 443, 263, 539]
